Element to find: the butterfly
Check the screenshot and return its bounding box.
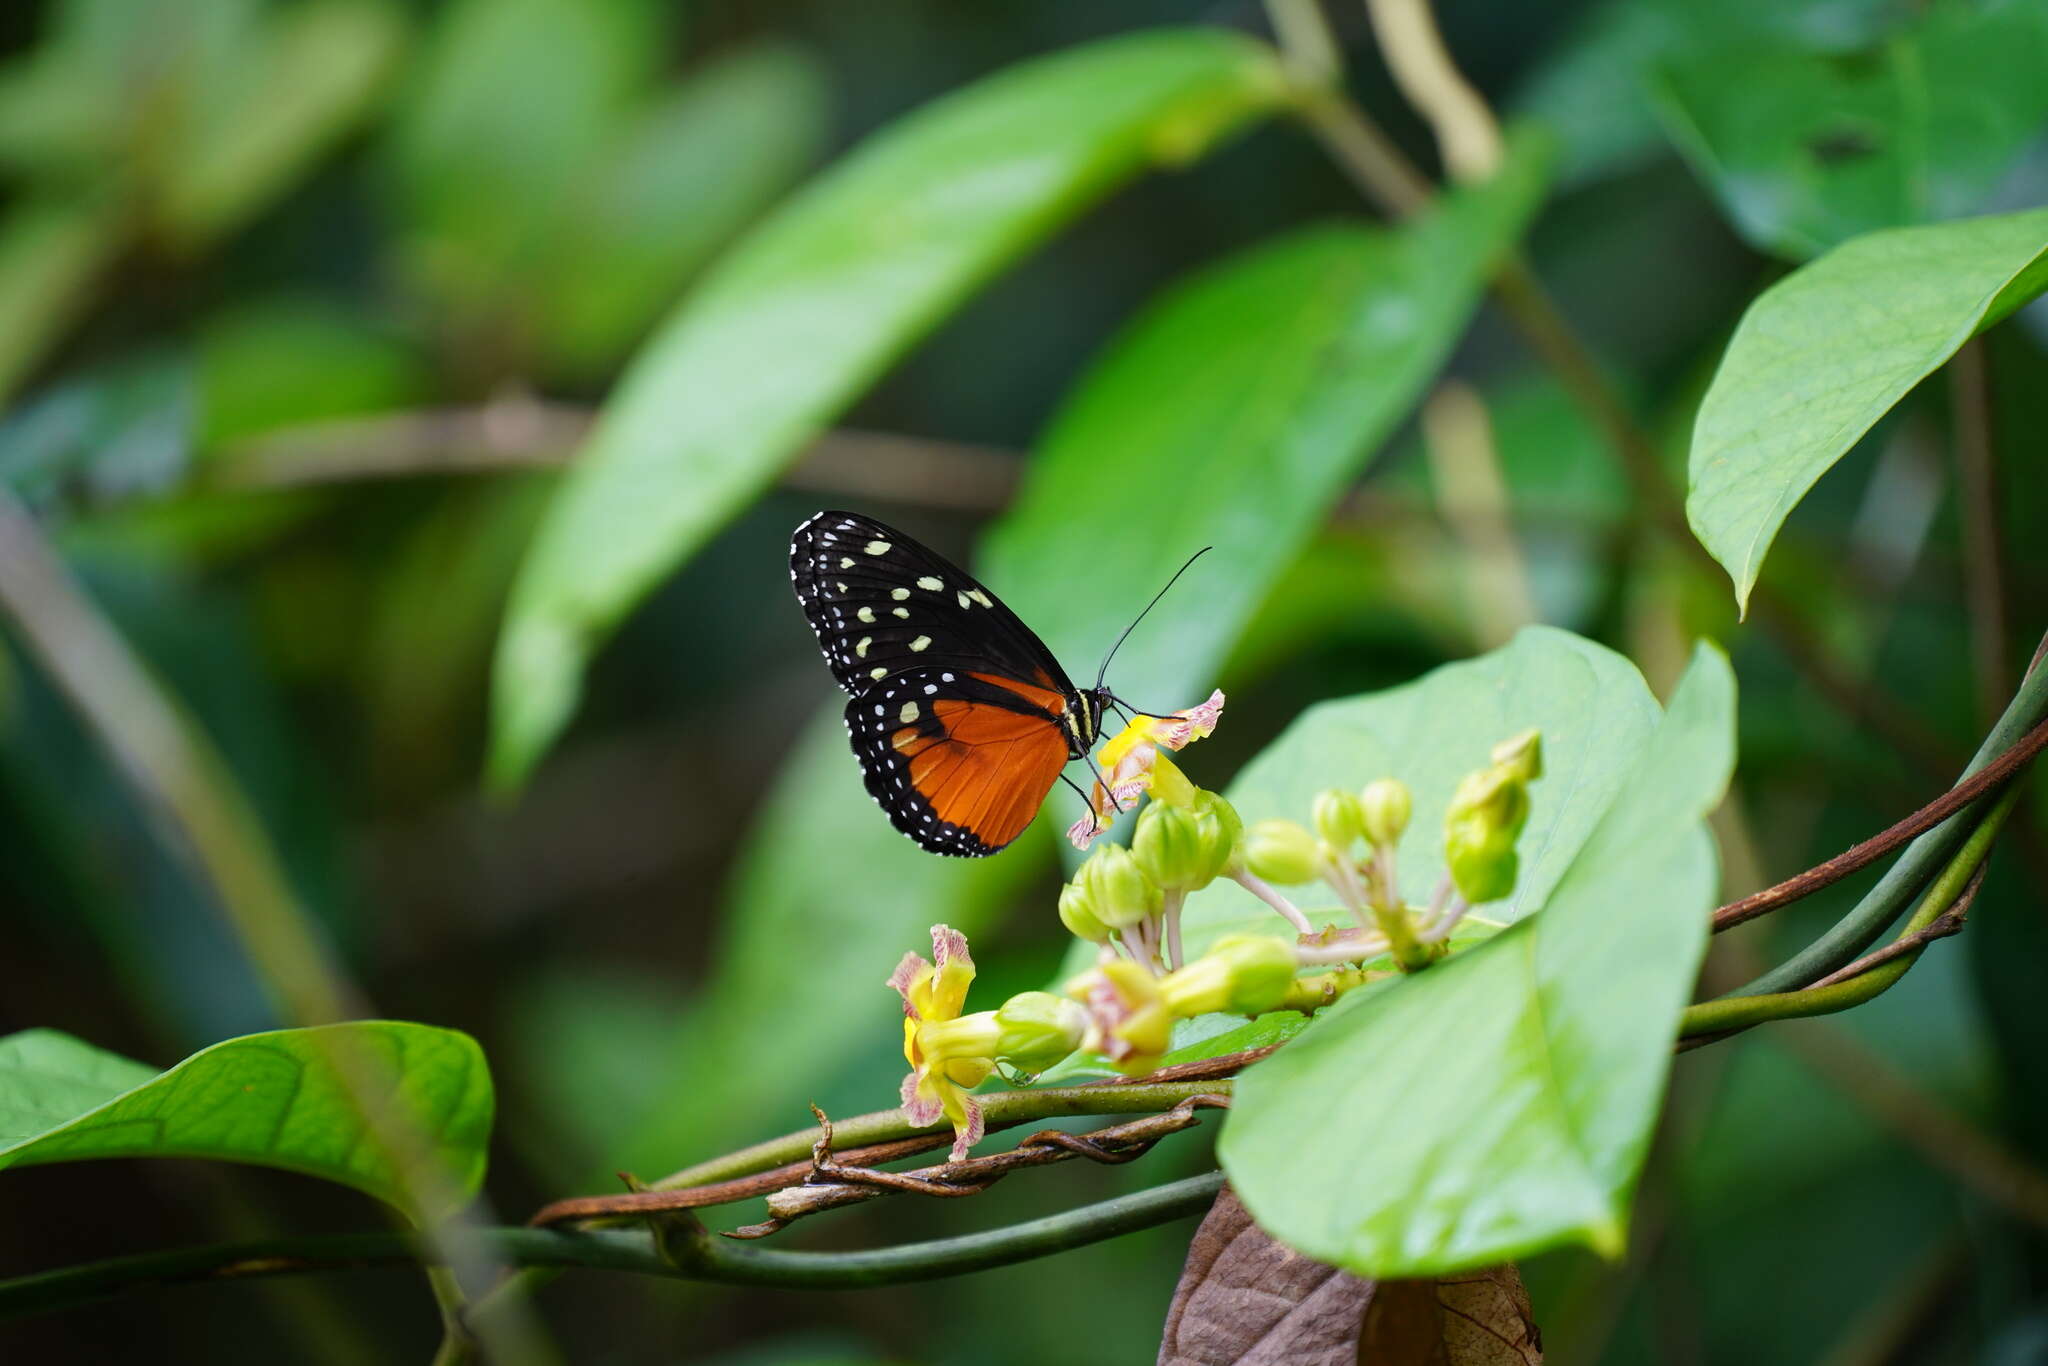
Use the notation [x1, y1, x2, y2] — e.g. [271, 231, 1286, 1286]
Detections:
[789, 511, 1199, 857]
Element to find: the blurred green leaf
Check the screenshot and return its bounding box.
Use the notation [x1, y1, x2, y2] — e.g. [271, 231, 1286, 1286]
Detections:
[1654, 1, 2048, 259]
[1511, 0, 1897, 186]
[386, 0, 670, 309]
[531, 42, 831, 376]
[0, 199, 120, 408]
[1687, 206, 2048, 612]
[490, 28, 1288, 788]
[983, 128, 1550, 717]
[618, 708, 1046, 1174]
[1221, 642, 1734, 1276]
[360, 477, 553, 785]
[0, 348, 195, 508]
[158, 0, 407, 249]
[196, 296, 425, 447]
[0, 1022, 493, 1218]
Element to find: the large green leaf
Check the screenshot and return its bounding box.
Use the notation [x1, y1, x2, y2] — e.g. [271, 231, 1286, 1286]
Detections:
[1654, 2, 2048, 260]
[1220, 642, 1735, 1276]
[615, 708, 1045, 1173]
[489, 29, 1287, 786]
[1188, 627, 1660, 952]
[981, 128, 1550, 715]
[1688, 207, 2048, 612]
[0, 1022, 493, 1219]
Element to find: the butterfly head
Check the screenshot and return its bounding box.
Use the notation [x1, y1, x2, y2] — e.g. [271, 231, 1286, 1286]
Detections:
[1064, 687, 1115, 760]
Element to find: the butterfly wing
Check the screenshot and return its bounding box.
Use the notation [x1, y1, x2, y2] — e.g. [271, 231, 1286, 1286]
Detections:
[791, 510, 1079, 699]
[845, 666, 1074, 857]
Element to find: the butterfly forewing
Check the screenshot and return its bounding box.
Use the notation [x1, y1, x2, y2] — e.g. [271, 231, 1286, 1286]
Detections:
[844, 666, 1075, 857]
[790, 510, 1080, 699]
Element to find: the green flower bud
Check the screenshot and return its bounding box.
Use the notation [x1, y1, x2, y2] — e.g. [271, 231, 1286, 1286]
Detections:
[1243, 819, 1319, 885]
[1442, 736, 1542, 904]
[1058, 880, 1111, 944]
[1491, 728, 1543, 782]
[994, 991, 1089, 1072]
[1080, 842, 1161, 930]
[1134, 790, 1238, 892]
[1159, 933, 1298, 1017]
[1445, 817, 1520, 903]
[1312, 787, 1365, 848]
[1359, 778, 1411, 848]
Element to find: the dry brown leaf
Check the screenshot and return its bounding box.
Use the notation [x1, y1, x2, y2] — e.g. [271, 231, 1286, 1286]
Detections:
[1157, 1185, 1542, 1366]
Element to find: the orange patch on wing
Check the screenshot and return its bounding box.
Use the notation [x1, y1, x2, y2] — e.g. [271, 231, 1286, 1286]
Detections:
[910, 699, 1069, 849]
[970, 672, 1067, 715]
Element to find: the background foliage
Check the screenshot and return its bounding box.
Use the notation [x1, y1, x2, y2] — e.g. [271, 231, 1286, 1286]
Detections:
[2, 0, 2046, 1362]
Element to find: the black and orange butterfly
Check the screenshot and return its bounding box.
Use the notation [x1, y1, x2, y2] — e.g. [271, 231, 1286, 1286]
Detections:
[790, 511, 1200, 857]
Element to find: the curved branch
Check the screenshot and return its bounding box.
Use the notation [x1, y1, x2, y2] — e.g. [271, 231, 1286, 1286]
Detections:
[1711, 714, 2048, 931]
[0, 1173, 1226, 1321]
[1680, 787, 2016, 1044]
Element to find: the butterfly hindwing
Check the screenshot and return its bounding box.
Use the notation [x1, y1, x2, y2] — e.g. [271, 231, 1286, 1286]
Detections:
[791, 510, 1078, 699]
[844, 666, 1075, 857]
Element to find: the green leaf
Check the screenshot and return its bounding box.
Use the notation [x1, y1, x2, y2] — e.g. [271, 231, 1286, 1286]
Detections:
[1184, 627, 1663, 958]
[1687, 207, 2048, 612]
[0, 1022, 493, 1219]
[1220, 642, 1736, 1276]
[1510, 0, 1898, 187]
[615, 708, 1045, 1173]
[195, 296, 425, 447]
[159, 0, 408, 249]
[489, 28, 1287, 787]
[0, 198, 120, 408]
[387, 0, 664, 303]
[982, 128, 1550, 714]
[1653, 2, 2048, 260]
[530, 42, 831, 376]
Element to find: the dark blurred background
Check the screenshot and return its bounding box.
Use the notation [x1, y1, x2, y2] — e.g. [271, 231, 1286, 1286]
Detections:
[2, 0, 2046, 1361]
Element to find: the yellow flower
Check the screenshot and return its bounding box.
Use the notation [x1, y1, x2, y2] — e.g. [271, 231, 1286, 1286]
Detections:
[887, 925, 991, 1161]
[1067, 689, 1226, 849]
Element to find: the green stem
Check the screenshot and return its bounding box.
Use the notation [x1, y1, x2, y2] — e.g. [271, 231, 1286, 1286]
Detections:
[0, 1173, 1226, 1321]
[649, 1080, 1231, 1191]
[1735, 661, 2048, 996]
[1682, 789, 2017, 1038]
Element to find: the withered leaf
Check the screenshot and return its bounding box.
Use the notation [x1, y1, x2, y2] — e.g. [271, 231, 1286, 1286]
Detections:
[1158, 1186, 1541, 1365]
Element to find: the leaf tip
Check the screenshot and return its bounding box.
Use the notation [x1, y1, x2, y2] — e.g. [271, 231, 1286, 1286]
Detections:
[1585, 1212, 1627, 1261]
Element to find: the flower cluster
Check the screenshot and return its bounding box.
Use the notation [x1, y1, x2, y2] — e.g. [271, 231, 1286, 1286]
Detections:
[881, 701, 1549, 1154]
[889, 926, 1089, 1161]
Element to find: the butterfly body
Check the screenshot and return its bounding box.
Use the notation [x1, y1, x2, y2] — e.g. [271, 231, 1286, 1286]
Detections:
[790, 510, 1107, 857]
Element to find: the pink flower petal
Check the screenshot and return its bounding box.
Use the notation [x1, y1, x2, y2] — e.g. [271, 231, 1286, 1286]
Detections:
[900, 1070, 945, 1127]
[886, 951, 930, 1019]
[949, 1094, 985, 1162]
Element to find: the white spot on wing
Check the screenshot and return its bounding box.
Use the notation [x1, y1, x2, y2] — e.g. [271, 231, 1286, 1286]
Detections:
[857, 606, 875, 623]
[910, 635, 931, 652]
[870, 667, 887, 679]
[865, 540, 892, 556]
[917, 576, 943, 591]
[891, 588, 910, 601]
[900, 702, 919, 723]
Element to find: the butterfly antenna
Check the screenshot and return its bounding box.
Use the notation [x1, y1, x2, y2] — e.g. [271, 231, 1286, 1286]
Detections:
[1093, 546, 1212, 693]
